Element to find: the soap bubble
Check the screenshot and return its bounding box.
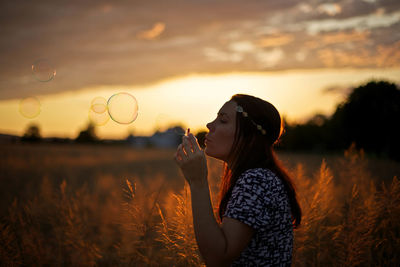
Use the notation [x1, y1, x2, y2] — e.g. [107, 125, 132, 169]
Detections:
[89, 108, 110, 126]
[32, 59, 56, 82]
[19, 97, 41, 119]
[107, 92, 138, 124]
[91, 97, 107, 114]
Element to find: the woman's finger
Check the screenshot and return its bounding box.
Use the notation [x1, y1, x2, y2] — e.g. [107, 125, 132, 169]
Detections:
[176, 144, 187, 162]
[182, 136, 193, 155]
[174, 149, 182, 162]
[188, 133, 200, 152]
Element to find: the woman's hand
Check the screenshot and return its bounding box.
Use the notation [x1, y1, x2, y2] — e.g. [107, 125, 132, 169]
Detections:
[174, 130, 208, 187]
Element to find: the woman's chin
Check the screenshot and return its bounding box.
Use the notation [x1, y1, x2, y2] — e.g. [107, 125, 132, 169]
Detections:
[204, 147, 215, 157]
[204, 149, 224, 161]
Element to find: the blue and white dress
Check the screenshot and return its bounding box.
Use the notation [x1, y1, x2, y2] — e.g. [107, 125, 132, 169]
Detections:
[224, 168, 293, 266]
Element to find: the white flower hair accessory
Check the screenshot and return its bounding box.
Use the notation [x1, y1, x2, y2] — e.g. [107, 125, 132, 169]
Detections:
[236, 105, 267, 135]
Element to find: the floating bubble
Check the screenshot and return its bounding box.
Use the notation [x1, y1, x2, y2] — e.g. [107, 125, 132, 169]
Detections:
[107, 92, 138, 124]
[32, 59, 56, 82]
[90, 97, 107, 114]
[88, 108, 110, 126]
[19, 97, 41, 119]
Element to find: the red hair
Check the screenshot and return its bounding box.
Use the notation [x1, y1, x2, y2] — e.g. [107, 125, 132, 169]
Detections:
[217, 94, 302, 228]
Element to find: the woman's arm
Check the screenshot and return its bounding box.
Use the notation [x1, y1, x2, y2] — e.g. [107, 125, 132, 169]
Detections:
[190, 183, 254, 266]
[175, 133, 254, 266]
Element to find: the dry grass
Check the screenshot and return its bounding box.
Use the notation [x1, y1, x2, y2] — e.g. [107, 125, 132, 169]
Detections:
[0, 143, 399, 266]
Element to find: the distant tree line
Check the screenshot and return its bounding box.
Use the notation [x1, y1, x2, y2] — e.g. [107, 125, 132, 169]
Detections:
[20, 80, 399, 160]
[278, 80, 400, 161]
[21, 123, 99, 144]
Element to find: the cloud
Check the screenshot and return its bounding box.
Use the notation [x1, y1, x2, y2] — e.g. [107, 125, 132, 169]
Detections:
[255, 48, 285, 68]
[0, 0, 399, 100]
[318, 48, 372, 67]
[321, 31, 370, 44]
[295, 51, 307, 62]
[376, 41, 400, 67]
[305, 10, 400, 34]
[297, 3, 312, 14]
[317, 3, 342, 16]
[322, 84, 353, 97]
[305, 30, 370, 49]
[317, 41, 400, 68]
[203, 47, 243, 63]
[137, 22, 166, 40]
[256, 34, 294, 48]
[228, 41, 256, 53]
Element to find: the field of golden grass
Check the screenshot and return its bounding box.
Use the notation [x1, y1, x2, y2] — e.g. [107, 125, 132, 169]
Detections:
[0, 143, 399, 266]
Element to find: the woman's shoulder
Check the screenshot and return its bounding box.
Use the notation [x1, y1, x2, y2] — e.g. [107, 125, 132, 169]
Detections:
[237, 168, 283, 191]
[239, 167, 278, 182]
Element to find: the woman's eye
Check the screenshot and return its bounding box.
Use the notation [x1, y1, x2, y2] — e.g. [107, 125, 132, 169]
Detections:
[220, 119, 227, 123]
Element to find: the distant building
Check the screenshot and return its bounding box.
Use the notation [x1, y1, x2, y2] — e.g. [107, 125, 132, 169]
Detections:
[127, 126, 184, 149]
[150, 128, 179, 148]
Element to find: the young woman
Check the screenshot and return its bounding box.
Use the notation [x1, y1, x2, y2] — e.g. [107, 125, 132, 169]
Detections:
[174, 94, 301, 266]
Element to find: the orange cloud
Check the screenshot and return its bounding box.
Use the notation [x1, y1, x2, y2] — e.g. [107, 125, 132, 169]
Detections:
[317, 41, 400, 68]
[323, 31, 370, 44]
[256, 34, 294, 48]
[318, 48, 374, 67]
[306, 31, 370, 49]
[376, 41, 400, 67]
[137, 22, 166, 40]
[317, 49, 336, 67]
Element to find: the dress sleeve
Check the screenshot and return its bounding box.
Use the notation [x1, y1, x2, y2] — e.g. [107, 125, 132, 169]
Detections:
[223, 169, 275, 230]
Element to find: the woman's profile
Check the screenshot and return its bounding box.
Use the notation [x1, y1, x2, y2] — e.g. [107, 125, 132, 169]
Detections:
[175, 94, 301, 266]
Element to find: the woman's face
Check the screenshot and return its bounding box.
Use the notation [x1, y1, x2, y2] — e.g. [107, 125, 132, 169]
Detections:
[205, 100, 237, 162]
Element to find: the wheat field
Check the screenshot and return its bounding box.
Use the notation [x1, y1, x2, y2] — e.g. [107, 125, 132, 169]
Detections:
[0, 143, 399, 266]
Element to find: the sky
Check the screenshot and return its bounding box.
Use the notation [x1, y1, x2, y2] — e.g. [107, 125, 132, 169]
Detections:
[0, 0, 399, 139]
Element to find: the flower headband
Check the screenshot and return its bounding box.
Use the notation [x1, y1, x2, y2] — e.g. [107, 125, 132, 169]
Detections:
[236, 105, 267, 135]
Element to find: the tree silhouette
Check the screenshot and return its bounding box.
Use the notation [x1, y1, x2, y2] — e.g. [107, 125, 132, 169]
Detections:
[75, 123, 98, 143]
[280, 80, 400, 160]
[329, 80, 400, 159]
[21, 124, 42, 142]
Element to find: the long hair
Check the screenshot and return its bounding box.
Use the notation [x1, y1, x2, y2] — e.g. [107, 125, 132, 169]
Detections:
[217, 94, 302, 228]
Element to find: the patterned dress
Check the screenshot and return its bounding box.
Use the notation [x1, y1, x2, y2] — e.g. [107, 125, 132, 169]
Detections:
[223, 168, 293, 266]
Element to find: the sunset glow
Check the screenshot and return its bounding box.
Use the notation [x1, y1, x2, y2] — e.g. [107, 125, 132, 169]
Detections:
[1, 68, 399, 139]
